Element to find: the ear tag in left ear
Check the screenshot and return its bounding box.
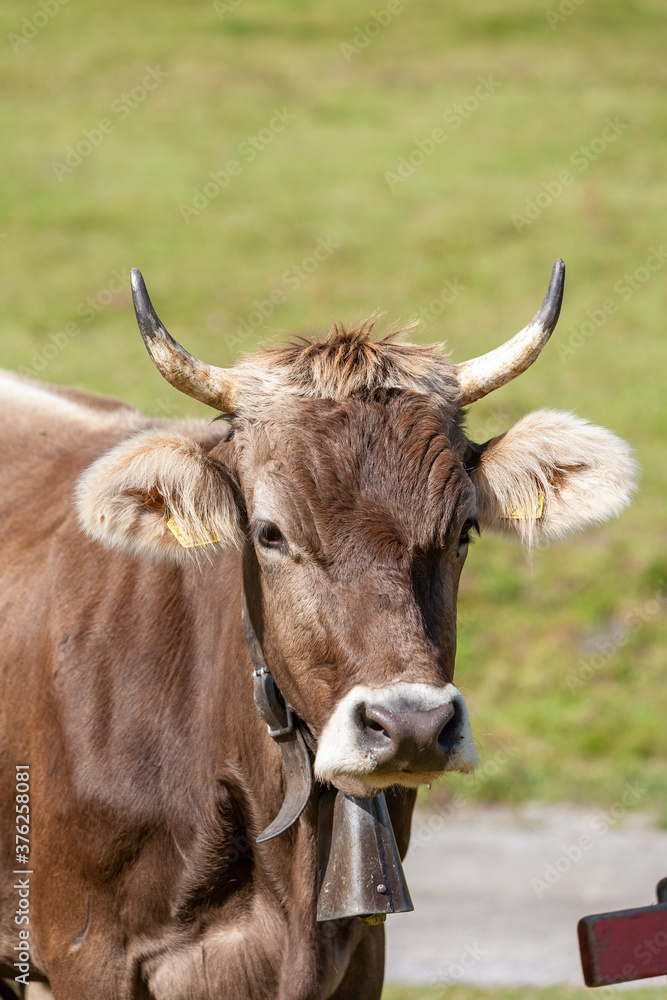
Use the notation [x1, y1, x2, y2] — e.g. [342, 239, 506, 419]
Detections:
[166, 518, 220, 548]
[503, 492, 544, 520]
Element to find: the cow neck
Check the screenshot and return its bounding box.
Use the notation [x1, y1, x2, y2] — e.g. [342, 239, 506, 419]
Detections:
[240, 555, 314, 844]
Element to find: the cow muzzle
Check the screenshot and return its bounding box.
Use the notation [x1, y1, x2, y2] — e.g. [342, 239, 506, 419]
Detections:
[360, 699, 457, 770]
[314, 681, 479, 796]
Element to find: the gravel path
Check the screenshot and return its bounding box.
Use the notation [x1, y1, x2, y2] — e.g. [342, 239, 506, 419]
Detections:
[386, 801, 667, 988]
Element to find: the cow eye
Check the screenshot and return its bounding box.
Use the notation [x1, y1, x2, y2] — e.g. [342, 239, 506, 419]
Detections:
[257, 522, 286, 551]
[459, 517, 480, 549]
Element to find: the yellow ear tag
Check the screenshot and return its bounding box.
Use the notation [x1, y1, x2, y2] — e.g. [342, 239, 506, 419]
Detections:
[503, 492, 545, 520]
[166, 518, 220, 548]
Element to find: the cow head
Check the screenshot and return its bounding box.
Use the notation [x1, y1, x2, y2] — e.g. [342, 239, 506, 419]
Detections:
[76, 262, 637, 797]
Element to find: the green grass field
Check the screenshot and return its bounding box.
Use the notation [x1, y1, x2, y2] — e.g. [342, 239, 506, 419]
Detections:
[1, 0, 665, 820]
[381, 987, 663, 1000]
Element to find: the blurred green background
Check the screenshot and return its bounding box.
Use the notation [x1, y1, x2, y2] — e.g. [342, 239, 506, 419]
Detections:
[0, 0, 665, 818]
[383, 987, 662, 1000]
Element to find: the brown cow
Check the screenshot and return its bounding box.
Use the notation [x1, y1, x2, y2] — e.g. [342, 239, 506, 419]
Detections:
[0, 261, 636, 999]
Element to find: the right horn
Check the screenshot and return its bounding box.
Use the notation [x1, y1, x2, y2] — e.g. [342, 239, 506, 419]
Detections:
[454, 259, 565, 405]
[130, 269, 239, 414]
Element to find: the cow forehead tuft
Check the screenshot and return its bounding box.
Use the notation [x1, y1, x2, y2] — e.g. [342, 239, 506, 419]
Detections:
[229, 321, 462, 416]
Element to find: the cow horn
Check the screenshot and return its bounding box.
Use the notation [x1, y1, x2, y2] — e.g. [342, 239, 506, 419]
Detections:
[130, 269, 239, 413]
[454, 259, 565, 405]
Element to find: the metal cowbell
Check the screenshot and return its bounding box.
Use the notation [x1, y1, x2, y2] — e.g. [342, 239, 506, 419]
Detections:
[317, 789, 414, 922]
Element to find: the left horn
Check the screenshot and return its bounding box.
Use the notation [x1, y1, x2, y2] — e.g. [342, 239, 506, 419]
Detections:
[130, 269, 239, 413]
[454, 259, 565, 405]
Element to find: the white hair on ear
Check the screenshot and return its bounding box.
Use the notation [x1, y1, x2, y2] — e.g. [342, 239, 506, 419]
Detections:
[471, 409, 638, 547]
[75, 429, 243, 563]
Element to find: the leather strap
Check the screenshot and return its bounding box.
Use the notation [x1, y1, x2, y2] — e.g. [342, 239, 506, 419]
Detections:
[241, 584, 314, 843]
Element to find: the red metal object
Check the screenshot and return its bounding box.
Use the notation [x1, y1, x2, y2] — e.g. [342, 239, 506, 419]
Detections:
[578, 879, 667, 986]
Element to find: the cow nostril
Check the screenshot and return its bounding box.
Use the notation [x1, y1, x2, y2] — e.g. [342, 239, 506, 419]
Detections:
[359, 706, 393, 744]
[437, 703, 459, 751]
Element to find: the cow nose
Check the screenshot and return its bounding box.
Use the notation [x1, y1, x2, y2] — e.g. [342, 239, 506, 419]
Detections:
[359, 700, 457, 770]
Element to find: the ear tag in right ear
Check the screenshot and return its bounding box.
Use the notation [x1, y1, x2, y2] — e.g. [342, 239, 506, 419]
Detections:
[166, 518, 220, 548]
[503, 492, 545, 520]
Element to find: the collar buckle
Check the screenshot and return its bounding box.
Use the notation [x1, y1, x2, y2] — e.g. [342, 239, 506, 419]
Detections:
[252, 665, 295, 738]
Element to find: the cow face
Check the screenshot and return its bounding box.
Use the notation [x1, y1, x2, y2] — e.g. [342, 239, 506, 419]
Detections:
[76, 266, 637, 796]
[233, 393, 479, 795]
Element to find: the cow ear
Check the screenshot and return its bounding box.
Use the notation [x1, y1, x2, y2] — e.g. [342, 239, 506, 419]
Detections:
[75, 429, 243, 563]
[467, 409, 638, 547]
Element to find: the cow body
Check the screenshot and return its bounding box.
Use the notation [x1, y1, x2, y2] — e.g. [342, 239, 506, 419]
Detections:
[0, 266, 637, 998]
[0, 372, 411, 998]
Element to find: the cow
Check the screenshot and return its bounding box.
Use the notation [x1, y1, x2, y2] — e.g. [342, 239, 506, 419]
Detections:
[0, 260, 636, 999]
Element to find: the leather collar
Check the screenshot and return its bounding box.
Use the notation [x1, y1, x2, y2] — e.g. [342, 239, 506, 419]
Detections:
[241, 583, 314, 843]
